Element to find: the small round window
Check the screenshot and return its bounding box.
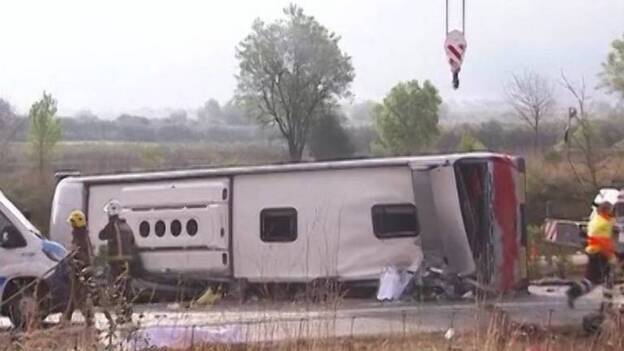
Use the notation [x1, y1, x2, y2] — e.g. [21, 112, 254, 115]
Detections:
[155, 220, 166, 237]
[139, 221, 150, 238]
[186, 219, 198, 236]
[171, 220, 182, 237]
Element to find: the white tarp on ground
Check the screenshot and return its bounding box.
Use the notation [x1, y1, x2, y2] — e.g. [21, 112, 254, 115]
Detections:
[128, 324, 242, 349]
[376, 266, 414, 301]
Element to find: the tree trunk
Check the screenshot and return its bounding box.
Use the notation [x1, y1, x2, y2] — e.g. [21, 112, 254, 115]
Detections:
[288, 139, 303, 162]
[38, 146, 44, 174]
[533, 122, 539, 153]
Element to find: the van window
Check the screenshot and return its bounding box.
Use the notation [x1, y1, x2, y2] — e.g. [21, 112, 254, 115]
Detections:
[0, 195, 39, 236]
[371, 204, 419, 239]
[0, 211, 12, 232]
[0, 212, 26, 248]
[260, 208, 297, 242]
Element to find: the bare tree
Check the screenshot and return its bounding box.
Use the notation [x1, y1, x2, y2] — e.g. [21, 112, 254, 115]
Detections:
[504, 70, 555, 151]
[560, 72, 600, 191]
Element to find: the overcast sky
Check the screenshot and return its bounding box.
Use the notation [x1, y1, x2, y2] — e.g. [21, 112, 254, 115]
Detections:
[0, 0, 622, 117]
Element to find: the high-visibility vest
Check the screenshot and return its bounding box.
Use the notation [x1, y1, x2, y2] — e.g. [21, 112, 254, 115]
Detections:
[585, 213, 615, 258]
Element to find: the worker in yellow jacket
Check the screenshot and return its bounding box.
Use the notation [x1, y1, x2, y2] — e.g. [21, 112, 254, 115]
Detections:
[567, 201, 617, 308]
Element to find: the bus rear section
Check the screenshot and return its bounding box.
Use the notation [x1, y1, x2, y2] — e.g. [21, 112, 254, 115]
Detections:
[415, 155, 526, 293]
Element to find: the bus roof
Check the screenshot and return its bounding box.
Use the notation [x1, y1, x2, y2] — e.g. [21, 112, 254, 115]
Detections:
[61, 152, 517, 185]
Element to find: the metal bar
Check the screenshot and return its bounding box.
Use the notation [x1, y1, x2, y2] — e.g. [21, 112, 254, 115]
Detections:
[462, 0, 466, 34]
[446, 0, 449, 34]
[136, 245, 228, 252]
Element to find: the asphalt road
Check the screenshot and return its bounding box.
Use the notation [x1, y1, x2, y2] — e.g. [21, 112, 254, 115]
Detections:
[0, 286, 610, 344]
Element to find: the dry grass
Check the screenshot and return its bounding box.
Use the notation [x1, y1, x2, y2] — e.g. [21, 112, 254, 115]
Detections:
[1, 322, 623, 351]
[0, 326, 98, 351]
[523, 152, 624, 227]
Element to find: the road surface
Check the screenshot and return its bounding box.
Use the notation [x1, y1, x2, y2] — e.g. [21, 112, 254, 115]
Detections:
[1, 285, 615, 344]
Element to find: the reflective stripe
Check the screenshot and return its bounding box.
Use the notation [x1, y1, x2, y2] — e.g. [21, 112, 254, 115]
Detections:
[586, 237, 615, 257]
[587, 214, 614, 238]
[580, 279, 593, 292]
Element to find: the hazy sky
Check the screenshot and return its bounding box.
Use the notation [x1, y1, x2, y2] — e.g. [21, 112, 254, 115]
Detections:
[0, 0, 622, 117]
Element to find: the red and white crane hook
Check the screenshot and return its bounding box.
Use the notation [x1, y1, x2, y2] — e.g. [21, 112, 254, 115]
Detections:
[444, 0, 467, 89]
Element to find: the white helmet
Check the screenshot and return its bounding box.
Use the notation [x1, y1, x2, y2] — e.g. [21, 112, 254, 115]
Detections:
[104, 200, 122, 217]
[592, 188, 619, 208]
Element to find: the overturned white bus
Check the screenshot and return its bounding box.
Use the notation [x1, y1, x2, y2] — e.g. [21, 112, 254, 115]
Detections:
[48, 152, 527, 296]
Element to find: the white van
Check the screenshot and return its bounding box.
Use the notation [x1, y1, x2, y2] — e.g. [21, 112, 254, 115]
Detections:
[49, 152, 527, 295]
[0, 191, 69, 328]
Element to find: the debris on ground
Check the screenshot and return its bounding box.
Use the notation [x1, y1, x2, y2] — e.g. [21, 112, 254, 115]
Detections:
[194, 286, 223, 306]
[166, 302, 182, 310]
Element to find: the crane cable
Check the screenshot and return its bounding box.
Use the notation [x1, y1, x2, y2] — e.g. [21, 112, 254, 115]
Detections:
[446, 0, 466, 35]
[445, 0, 467, 89]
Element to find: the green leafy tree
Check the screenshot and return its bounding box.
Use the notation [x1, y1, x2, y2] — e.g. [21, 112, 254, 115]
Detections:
[457, 133, 486, 152]
[373, 80, 442, 155]
[235, 4, 354, 161]
[600, 33, 624, 100]
[309, 109, 354, 160]
[28, 92, 61, 173]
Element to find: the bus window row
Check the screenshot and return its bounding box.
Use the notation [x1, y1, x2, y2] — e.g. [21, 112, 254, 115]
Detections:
[138, 219, 199, 238]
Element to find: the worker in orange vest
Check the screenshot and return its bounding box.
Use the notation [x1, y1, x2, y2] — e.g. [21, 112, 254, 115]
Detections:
[567, 201, 617, 308]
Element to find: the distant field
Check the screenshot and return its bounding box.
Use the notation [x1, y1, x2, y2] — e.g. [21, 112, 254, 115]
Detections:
[0, 141, 285, 230]
[3, 141, 286, 175]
